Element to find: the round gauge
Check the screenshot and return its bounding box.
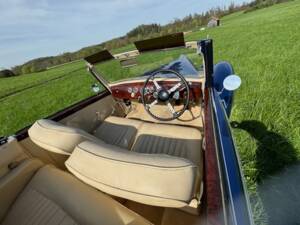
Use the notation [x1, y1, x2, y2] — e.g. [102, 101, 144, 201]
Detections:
[141, 87, 151, 95]
[149, 86, 155, 93]
[133, 87, 139, 93]
[173, 91, 180, 100]
[127, 87, 133, 93]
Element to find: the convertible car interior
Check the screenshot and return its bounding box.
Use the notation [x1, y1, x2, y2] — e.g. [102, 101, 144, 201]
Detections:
[0, 34, 209, 225]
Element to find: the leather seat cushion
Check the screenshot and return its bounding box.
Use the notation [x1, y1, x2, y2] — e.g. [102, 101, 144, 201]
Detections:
[94, 116, 143, 149]
[2, 165, 151, 225]
[65, 141, 198, 208]
[28, 119, 102, 155]
[132, 122, 202, 166]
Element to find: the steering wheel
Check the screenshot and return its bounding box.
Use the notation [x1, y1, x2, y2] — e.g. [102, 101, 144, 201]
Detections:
[141, 69, 190, 121]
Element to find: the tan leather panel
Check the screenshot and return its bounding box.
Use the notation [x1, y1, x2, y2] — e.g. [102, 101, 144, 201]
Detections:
[3, 165, 151, 225]
[60, 95, 116, 133]
[127, 103, 202, 128]
[94, 116, 143, 149]
[0, 138, 28, 178]
[0, 159, 43, 221]
[20, 138, 68, 170]
[65, 141, 198, 208]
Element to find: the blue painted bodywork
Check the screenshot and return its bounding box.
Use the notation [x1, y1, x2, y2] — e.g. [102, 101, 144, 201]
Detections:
[143, 55, 200, 77]
[213, 61, 235, 117]
[212, 88, 253, 225]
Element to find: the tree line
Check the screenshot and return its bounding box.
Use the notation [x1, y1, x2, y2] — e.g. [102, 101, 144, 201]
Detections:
[1, 0, 291, 77]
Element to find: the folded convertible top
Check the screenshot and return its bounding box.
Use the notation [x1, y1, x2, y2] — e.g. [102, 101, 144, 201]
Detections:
[84, 50, 114, 64]
[134, 32, 185, 53]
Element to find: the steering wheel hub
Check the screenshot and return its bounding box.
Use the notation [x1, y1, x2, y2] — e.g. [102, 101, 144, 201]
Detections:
[157, 89, 169, 102]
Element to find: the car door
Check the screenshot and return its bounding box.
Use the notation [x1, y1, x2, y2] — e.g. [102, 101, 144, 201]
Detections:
[211, 89, 253, 225]
[200, 39, 253, 225]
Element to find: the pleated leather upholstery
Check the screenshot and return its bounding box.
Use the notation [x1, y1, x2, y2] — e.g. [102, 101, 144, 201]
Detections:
[2, 165, 151, 225]
[94, 116, 143, 149]
[132, 123, 202, 166]
[3, 189, 77, 225]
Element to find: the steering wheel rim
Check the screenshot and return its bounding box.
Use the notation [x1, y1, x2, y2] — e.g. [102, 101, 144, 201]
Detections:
[141, 69, 190, 121]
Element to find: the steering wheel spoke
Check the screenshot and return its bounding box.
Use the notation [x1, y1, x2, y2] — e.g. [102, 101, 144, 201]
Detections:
[153, 80, 161, 90]
[146, 99, 158, 109]
[167, 82, 183, 94]
[166, 101, 177, 116]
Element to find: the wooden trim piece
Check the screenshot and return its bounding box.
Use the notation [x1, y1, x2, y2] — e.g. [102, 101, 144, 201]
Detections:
[202, 88, 224, 225]
[111, 80, 202, 101]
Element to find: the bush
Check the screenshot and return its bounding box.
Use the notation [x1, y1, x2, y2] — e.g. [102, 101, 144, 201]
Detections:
[0, 69, 15, 78]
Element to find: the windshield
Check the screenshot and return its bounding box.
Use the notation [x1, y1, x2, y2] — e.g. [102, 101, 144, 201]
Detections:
[94, 47, 202, 83]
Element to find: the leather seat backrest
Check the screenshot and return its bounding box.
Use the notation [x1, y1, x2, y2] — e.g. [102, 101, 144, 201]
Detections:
[66, 141, 198, 208]
[28, 119, 101, 155]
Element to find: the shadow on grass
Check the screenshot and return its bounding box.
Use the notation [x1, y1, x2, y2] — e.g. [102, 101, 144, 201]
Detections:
[231, 120, 300, 225]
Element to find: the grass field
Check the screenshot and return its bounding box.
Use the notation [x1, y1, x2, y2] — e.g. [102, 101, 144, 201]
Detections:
[1, 1, 300, 224]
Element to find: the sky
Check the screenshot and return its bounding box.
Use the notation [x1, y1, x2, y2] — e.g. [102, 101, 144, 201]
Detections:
[0, 0, 251, 68]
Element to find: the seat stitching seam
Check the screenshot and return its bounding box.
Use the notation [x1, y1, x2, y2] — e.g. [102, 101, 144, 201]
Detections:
[37, 121, 93, 136]
[76, 145, 196, 169]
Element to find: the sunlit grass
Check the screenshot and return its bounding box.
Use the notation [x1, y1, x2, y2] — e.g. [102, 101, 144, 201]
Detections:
[0, 61, 85, 99]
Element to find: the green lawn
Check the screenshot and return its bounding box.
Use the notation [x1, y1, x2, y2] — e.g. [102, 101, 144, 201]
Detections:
[0, 60, 85, 99]
[0, 69, 96, 135]
[1, 1, 300, 224]
[110, 43, 136, 54]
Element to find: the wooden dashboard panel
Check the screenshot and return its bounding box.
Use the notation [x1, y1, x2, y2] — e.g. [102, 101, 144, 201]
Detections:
[110, 80, 202, 101]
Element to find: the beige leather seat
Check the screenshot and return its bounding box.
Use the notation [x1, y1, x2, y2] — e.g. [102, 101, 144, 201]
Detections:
[65, 122, 202, 208]
[28, 116, 142, 155]
[28, 116, 202, 208]
[2, 165, 151, 225]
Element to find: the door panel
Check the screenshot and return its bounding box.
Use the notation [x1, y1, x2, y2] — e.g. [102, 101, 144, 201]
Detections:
[59, 95, 118, 133]
[0, 138, 43, 220]
[0, 138, 28, 178]
[19, 138, 67, 169]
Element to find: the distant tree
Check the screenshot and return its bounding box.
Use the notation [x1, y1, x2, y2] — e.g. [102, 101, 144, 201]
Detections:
[0, 69, 15, 78]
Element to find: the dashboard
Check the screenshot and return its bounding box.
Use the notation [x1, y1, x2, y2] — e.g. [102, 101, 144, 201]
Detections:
[110, 79, 203, 102]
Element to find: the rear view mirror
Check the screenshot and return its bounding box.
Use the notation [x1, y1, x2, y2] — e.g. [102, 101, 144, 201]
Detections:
[223, 75, 241, 91]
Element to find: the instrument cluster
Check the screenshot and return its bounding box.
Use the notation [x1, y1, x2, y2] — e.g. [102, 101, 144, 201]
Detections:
[127, 86, 155, 98]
